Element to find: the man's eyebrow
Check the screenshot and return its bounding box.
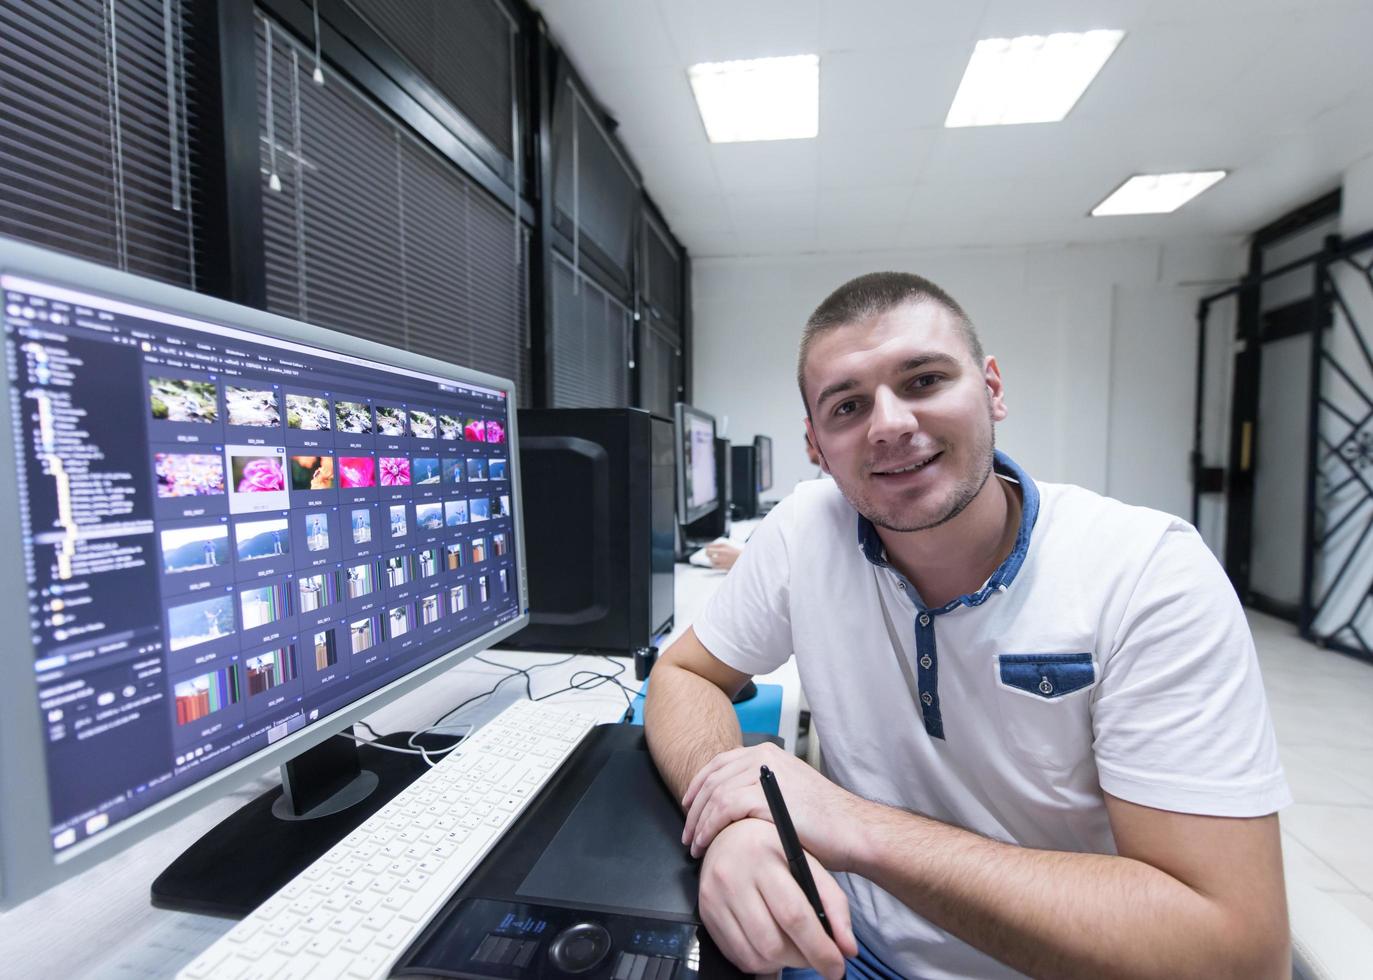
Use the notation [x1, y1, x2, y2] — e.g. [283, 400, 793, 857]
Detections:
[898, 353, 960, 372]
[814, 353, 961, 409]
[815, 378, 858, 409]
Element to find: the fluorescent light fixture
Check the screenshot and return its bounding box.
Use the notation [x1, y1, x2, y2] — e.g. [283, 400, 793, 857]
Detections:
[688, 54, 819, 143]
[1091, 171, 1228, 216]
[945, 30, 1124, 127]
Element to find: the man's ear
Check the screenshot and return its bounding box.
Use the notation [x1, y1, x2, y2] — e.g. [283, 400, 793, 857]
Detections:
[984, 355, 1007, 422]
[804, 416, 831, 474]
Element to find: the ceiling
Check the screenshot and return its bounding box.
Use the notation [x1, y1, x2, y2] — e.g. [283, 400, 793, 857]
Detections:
[530, 0, 1373, 258]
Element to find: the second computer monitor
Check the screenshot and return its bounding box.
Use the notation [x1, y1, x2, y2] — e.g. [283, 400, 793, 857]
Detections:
[674, 403, 719, 526]
[754, 434, 773, 493]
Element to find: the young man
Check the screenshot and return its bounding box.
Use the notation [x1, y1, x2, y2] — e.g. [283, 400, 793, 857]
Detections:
[643, 273, 1290, 980]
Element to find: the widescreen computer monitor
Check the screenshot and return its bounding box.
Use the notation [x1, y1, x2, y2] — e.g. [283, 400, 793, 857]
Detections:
[0, 238, 528, 911]
[674, 403, 718, 526]
[754, 434, 773, 493]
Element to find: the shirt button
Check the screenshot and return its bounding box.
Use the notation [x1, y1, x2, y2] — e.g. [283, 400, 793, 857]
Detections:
[920, 692, 933, 706]
[918, 614, 930, 627]
[919, 655, 932, 669]
[896, 581, 905, 591]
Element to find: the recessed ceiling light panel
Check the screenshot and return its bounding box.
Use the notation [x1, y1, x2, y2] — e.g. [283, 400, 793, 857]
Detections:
[688, 54, 819, 143]
[1091, 171, 1228, 216]
[945, 30, 1124, 127]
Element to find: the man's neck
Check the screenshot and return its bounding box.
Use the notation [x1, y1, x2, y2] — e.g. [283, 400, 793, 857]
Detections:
[876, 471, 1023, 610]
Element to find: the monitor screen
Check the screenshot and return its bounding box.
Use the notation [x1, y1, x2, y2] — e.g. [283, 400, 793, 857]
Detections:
[755, 435, 773, 492]
[674, 403, 718, 525]
[0, 260, 523, 876]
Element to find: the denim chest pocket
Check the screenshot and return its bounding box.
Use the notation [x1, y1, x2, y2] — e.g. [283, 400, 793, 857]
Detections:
[993, 653, 1098, 770]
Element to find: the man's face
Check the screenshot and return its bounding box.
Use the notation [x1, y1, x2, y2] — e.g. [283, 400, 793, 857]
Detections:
[803, 301, 1006, 533]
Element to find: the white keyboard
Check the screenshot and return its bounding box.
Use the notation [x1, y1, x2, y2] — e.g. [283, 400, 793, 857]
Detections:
[179, 699, 601, 980]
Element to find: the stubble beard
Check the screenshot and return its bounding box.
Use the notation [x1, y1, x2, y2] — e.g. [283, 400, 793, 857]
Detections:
[837, 423, 997, 534]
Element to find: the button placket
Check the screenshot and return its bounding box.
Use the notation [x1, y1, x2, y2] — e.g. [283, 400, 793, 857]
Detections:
[913, 609, 944, 740]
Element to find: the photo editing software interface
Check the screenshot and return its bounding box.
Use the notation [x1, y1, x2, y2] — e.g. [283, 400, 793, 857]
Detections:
[4, 275, 520, 856]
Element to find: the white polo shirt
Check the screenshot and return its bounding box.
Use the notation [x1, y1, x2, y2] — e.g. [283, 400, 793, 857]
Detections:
[693, 452, 1290, 980]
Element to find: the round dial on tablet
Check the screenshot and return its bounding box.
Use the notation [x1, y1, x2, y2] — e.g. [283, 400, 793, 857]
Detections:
[548, 921, 612, 973]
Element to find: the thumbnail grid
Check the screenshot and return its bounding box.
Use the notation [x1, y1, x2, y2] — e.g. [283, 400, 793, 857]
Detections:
[149, 379, 515, 733]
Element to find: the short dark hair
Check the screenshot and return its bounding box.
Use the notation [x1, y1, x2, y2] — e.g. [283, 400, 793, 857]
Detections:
[797, 271, 983, 414]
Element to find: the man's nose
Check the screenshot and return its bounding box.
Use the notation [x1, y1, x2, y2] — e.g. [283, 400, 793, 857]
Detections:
[868, 386, 917, 444]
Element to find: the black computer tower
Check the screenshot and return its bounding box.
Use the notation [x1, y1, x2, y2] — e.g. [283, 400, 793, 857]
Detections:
[683, 436, 731, 542]
[505, 408, 675, 653]
[730, 444, 760, 520]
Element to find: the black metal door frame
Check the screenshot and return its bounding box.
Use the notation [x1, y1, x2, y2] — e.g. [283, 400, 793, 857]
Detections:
[1301, 227, 1373, 661]
[1194, 192, 1341, 620]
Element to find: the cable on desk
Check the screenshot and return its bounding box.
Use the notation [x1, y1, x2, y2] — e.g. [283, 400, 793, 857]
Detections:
[441, 652, 639, 726]
[350, 654, 642, 768]
[335, 727, 458, 767]
[535, 655, 637, 723]
[428, 653, 580, 731]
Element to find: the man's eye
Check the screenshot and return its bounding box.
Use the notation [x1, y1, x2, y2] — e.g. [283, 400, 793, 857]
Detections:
[911, 374, 943, 389]
[834, 400, 858, 416]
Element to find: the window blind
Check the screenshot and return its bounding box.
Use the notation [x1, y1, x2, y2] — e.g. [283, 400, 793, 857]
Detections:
[0, 0, 199, 287]
[551, 78, 638, 288]
[550, 250, 631, 409]
[345, 0, 517, 161]
[644, 216, 682, 329]
[256, 14, 530, 403]
[638, 321, 681, 419]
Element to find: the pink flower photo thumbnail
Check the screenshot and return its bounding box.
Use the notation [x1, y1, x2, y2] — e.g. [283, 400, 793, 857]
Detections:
[232, 455, 285, 493]
[339, 456, 377, 488]
[379, 456, 411, 486]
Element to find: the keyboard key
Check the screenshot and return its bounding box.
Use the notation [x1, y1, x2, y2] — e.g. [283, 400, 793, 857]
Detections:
[375, 923, 410, 950]
[181, 950, 229, 979]
[275, 931, 310, 956]
[347, 948, 391, 977]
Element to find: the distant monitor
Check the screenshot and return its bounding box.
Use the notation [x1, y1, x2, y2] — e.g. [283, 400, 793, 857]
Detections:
[754, 434, 773, 492]
[683, 437, 731, 543]
[0, 238, 527, 912]
[674, 403, 718, 525]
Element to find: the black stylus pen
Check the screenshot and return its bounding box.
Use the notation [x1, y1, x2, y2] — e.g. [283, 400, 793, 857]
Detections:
[759, 765, 834, 939]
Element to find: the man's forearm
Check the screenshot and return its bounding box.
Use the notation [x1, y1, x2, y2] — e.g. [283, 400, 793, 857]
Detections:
[643, 661, 743, 802]
[847, 800, 1286, 980]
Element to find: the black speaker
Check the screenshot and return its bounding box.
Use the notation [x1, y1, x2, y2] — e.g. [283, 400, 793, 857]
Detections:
[504, 408, 675, 653]
[730, 445, 760, 520]
[683, 436, 731, 543]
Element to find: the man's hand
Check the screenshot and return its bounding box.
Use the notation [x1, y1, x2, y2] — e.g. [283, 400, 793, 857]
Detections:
[698, 818, 859, 980]
[682, 742, 865, 868]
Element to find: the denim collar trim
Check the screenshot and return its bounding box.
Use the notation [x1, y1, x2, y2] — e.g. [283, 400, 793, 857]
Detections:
[856, 449, 1040, 613]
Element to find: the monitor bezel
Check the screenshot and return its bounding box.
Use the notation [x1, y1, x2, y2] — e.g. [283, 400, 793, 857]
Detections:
[0, 236, 531, 909]
[673, 402, 719, 526]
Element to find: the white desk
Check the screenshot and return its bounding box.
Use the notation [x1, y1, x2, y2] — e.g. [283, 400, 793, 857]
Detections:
[0, 543, 804, 979]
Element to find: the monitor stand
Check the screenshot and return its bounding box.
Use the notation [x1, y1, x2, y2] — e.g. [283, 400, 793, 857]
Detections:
[150, 727, 458, 918]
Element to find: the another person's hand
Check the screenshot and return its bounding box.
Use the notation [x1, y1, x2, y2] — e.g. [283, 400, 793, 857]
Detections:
[705, 540, 742, 570]
[683, 742, 866, 870]
[698, 818, 858, 980]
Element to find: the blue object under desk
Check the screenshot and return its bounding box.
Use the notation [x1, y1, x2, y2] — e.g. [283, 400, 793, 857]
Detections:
[627, 676, 784, 736]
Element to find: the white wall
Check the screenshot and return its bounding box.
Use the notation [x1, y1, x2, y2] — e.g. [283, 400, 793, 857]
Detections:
[1342, 153, 1373, 236]
[691, 238, 1245, 519]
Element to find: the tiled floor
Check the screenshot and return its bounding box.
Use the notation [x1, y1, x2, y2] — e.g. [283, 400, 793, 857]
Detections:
[1251, 610, 1373, 929]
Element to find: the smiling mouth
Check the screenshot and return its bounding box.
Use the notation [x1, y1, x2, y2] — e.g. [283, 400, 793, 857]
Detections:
[872, 450, 943, 476]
